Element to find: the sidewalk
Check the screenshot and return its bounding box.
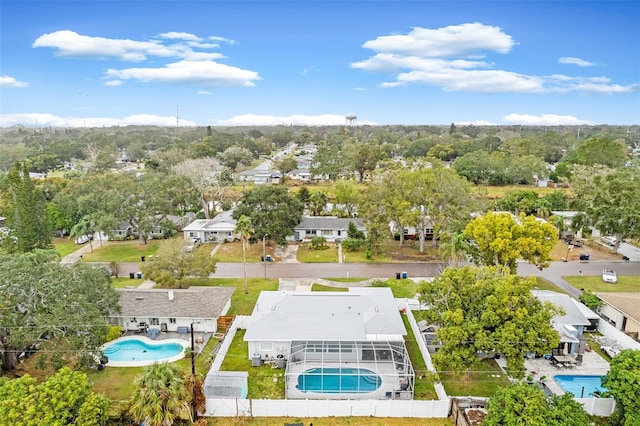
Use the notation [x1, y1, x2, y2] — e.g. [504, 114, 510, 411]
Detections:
[60, 240, 111, 264]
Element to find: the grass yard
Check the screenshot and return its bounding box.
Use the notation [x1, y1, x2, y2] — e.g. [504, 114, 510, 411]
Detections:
[111, 277, 145, 288]
[532, 277, 570, 294]
[311, 283, 349, 291]
[206, 417, 453, 425]
[481, 184, 570, 200]
[220, 329, 285, 399]
[184, 277, 279, 315]
[343, 241, 441, 263]
[81, 239, 163, 262]
[297, 242, 339, 262]
[563, 275, 640, 293]
[213, 240, 275, 263]
[374, 278, 422, 299]
[439, 358, 511, 397]
[52, 237, 79, 257]
[400, 314, 438, 400]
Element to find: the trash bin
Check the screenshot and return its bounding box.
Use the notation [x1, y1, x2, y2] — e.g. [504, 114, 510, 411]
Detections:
[129, 272, 135, 279]
[141, 255, 145, 262]
[401, 272, 408, 279]
[396, 272, 401, 279]
[136, 272, 143, 279]
[261, 256, 264, 262]
[251, 353, 263, 367]
[266, 255, 272, 262]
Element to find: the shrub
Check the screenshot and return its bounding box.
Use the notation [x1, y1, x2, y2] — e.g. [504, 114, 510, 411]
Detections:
[341, 237, 365, 252]
[579, 291, 602, 310]
[310, 236, 328, 250]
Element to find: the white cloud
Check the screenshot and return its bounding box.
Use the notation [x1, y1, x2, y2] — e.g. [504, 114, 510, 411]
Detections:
[559, 57, 596, 67]
[105, 60, 261, 87]
[353, 23, 637, 95]
[353, 87, 365, 91]
[362, 23, 516, 58]
[215, 113, 377, 126]
[158, 32, 202, 42]
[455, 120, 498, 126]
[197, 90, 213, 95]
[104, 80, 123, 87]
[209, 36, 235, 44]
[0, 75, 29, 88]
[503, 113, 594, 126]
[0, 112, 196, 127]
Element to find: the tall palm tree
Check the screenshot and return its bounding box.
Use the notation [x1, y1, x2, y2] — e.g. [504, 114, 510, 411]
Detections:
[235, 214, 254, 294]
[130, 362, 190, 426]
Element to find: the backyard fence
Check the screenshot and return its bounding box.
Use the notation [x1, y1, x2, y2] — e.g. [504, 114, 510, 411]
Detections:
[204, 397, 451, 418]
[575, 397, 616, 417]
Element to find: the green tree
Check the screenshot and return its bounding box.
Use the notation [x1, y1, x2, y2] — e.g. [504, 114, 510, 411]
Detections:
[343, 138, 386, 182]
[70, 215, 96, 252]
[0, 162, 52, 252]
[462, 212, 558, 273]
[0, 250, 119, 371]
[333, 179, 360, 218]
[218, 145, 254, 171]
[497, 190, 540, 215]
[418, 266, 560, 378]
[297, 186, 311, 207]
[130, 362, 191, 426]
[602, 349, 640, 426]
[575, 136, 628, 168]
[0, 367, 110, 426]
[274, 154, 298, 181]
[585, 168, 640, 252]
[235, 215, 254, 294]
[232, 186, 303, 245]
[141, 239, 217, 289]
[310, 141, 347, 181]
[172, 158, 232, 219]
[308, 191, 328, 216]
[484, 382, 589, 426]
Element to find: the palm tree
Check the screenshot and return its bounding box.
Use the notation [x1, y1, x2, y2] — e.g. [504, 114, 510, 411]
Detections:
[70, 215, 94, 253]
[440, 232, 468, 268]
[130, 362, 190, 426]
[235, 215, 254, 294]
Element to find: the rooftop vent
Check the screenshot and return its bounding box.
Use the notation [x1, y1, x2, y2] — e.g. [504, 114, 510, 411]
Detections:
[168, 291, 174, 301]
[135, 296, 144, 300]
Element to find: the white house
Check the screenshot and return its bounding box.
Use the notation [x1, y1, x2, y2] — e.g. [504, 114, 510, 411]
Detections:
[182, 210, 239, 243]
[594, 292, 640, 340]
[244, 288, 414, 400]
[286, 168, 313, 181]
[110, 286, 235, 334]
[292, 216, 366, 242]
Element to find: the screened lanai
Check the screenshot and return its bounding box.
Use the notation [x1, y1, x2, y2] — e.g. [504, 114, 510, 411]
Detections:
[285, 340, 414, 400]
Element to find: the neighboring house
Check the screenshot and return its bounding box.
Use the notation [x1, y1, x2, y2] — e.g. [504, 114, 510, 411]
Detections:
[182, 209, 239, 243]
[286, 168, 312, 181]
[110, 221, 136, 240]
[594, 292, 640, 341]
[389, 223, 435, 241]
[532, 290, 592, 357]
[291, 216, 365, 242]
[244, 287, 414, 400]
[110, 286, 235, 333]
[238, 170, 282, 185]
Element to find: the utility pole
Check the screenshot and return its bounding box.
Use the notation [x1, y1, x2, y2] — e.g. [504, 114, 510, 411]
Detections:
[263, 234, 268, 279]
[190, 323, 197, 421]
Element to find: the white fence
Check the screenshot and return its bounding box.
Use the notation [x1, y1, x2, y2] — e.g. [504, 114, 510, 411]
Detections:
[575, 397, 616, 417]
[210, 315, 249, 371]
[205, 398, 451, 418]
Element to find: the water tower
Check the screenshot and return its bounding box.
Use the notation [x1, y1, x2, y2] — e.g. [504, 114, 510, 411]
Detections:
[345, 113, 357, 127]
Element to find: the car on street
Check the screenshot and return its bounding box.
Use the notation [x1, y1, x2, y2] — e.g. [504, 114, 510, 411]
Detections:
[602, 269, 617, 283]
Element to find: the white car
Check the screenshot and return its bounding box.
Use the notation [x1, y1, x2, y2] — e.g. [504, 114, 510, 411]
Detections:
[602, 269, 617, 283]
[74, 234, 91, 245]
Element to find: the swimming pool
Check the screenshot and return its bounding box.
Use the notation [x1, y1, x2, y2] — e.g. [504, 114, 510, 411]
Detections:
[297, 367, 382, 393]
[554, 375, 608, 397]
[102, 336, 189, 367]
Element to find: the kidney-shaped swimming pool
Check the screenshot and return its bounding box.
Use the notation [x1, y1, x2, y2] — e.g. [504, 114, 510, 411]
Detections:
[102, 336, 189, 367]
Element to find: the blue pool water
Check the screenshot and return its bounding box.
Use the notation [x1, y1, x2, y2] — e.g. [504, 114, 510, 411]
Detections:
[297, 368, 382, 393]
[103, 339, 184, 362]
[554, 375, 607, 397]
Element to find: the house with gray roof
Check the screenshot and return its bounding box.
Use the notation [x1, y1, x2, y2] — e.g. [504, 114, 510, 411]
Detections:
[291, 216, 365, 242]
[111, 286, 235, 333]
[244, 288, 415, 400]
[532, 290, 592, 357]
[182, 209, 239, 243]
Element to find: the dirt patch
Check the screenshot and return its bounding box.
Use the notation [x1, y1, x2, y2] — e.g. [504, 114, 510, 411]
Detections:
[560, 240, 624, 262]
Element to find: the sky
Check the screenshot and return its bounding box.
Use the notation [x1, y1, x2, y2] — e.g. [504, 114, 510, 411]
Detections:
[1, 1, 639, 128]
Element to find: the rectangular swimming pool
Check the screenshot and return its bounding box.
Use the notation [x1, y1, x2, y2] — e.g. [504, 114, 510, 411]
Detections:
[554, 375, 607, 397]
[297, 367, 382, 393]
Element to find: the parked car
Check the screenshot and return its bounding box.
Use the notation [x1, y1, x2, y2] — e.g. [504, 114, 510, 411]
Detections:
[602, 269, 617, 283]
[601, 236, 616, 246]
[74, 234, 92, 245]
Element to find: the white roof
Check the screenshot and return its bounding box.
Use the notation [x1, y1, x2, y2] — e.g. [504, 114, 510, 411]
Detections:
[182, 210, 236, 232]
[244, 287, 406, 342]
[571, 298, 599, 320]
[532, 290, 591, 327]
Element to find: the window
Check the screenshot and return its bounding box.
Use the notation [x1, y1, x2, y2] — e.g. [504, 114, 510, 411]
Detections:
[189, 231, 198, 238]
[169, 318, 176, 324]
[260, 342, 273, 351]
[149, 318, 159, 325]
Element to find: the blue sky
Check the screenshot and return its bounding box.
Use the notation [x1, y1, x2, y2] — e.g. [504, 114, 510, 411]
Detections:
[1, 1, 639, 127]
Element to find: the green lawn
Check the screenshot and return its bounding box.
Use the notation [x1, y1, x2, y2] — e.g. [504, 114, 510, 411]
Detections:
[52, 237, 79, 257]
[111, 277, 145, 288]
[219, 329, 285, 399]
[374, 278, 421, 299]
[439, 358, 511, 397]
[564, 275, 640, 293]
[296, 243, 339, 262]
[311, 283, 349, 292]
[533, 277, 570, 294]
[401, 314, 438, 400]
[213, 240, 274, 263]
[185, 277, 279, 315]
[81, 240, 163, 262]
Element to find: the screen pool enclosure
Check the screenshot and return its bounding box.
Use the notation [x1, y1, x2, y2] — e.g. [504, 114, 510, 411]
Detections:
[284, 340, 414, 400]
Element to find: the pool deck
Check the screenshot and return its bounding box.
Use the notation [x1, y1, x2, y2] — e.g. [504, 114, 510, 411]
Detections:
[122, 330, 212, 344]
[497, 350, 610, 396]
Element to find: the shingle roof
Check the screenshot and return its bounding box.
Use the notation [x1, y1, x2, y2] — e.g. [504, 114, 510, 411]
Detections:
[116, 286, 235, 319]
[594, 292, 640, 323]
